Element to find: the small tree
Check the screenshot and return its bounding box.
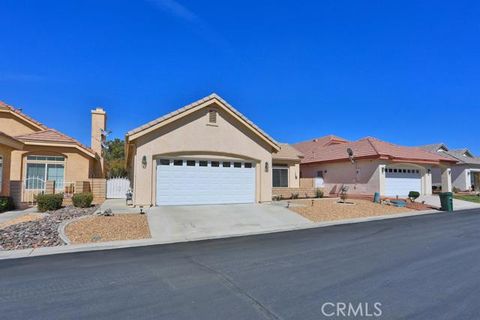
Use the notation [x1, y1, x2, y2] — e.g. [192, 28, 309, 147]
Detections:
[104, 138, 127, 178]
[408, 191, 420, 202]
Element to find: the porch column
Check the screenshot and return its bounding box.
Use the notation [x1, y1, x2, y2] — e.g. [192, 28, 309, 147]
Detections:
[378, 164, 386, 195]
[423, 167, 433, 195]
[440, 167, 452, 193]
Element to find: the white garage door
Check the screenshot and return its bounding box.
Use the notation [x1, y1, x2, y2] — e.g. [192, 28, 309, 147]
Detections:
[385, 167, 421, 196]
[156, 158, 256, 205]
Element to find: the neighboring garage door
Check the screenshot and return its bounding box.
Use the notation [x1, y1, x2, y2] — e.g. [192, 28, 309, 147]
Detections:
[385, 167, 421, 196]
[156, 158, 255, 205]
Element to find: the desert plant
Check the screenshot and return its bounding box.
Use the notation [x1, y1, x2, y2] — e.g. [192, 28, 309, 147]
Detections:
[36, 193, 64, 212]
[408, 191, 420, 202]
[72, 192, 94, 208]
[315, 189, 324, 198]
[0, 196, 14, 213]
[291, 193, 299, 199]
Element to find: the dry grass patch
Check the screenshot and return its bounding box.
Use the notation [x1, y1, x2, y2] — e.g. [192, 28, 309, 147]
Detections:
[0, 213, 45, 229]
[289, 198, 414, 222]
[66, 214, 151, 244]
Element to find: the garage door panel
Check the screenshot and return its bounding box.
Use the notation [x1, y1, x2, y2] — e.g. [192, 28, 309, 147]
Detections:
[385, 168, 421, 196]
[156, 159, 255, 205]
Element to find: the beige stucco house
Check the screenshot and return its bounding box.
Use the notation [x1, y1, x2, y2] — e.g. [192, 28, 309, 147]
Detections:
[125, 94, 302, 206]
[420, 143, 480, 192]
[294, 135, 457, 197]
[0, 101, 106, 205]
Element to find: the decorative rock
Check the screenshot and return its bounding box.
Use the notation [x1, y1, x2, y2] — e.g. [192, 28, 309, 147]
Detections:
[0, 205, 98, 251]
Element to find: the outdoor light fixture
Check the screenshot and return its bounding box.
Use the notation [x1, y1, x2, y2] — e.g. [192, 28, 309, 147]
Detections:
[265, 162, 269, 173]
[142, 155, 147, 168]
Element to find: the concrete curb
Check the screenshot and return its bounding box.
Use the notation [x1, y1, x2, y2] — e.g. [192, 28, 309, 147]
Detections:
[0, 208, 456, 261]
[57, 215, 93, 245]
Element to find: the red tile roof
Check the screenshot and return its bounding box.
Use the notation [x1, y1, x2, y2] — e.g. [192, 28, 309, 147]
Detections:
[0, 101, 95, 157]
[0, 101, 48, 130]
[15, 129, 95, 156]
[273, 143, 304, 161]
[297, 136, 457, 165]
[294, 135, 348, 155]
[0, 131, 24, 149]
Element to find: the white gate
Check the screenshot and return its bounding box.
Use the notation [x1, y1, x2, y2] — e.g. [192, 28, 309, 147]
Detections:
[107, 177, 131, 199]
[22, 177, 45, 205]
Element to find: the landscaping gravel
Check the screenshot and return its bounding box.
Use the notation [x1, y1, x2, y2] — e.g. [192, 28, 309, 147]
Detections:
[0, 213, 45, 229]
[289, 198, 414, 222]
[65, 214, 150, 244]
[0, 205, 98, 251]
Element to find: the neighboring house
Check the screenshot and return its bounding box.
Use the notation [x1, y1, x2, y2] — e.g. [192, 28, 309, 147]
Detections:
[294, 136, 456, 197]
[0, 101, 106, 205]
[419, 143, 480, 191]
[125, 94, 302, 206]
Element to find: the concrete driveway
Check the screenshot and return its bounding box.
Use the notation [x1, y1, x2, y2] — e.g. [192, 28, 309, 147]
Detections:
[418, 194, 480, 210]
[146, 203, 313, 242]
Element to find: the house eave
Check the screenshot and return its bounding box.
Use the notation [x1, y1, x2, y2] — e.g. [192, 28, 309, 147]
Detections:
[21, 141, 96, 158]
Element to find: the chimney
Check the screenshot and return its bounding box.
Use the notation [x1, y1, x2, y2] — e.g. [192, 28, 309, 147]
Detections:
[91, 108, 107, 175]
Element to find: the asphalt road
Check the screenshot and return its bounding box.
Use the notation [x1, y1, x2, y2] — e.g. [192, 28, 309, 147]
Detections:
[2, 209, 480, 320]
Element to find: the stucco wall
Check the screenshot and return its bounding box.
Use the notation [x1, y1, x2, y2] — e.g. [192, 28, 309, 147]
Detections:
[129, 106, 275, 206]
[300, 160, 434, 196]
[300, 159, 382, 195]
[0, 145, 12, 196]
[432, 164, 478, 191]
[272, 160, 300, 188]
[10, 146, 95, 183]
[0, 112, 39, 136]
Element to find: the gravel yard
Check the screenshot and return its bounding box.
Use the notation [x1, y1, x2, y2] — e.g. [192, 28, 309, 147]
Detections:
[65, 214, 150, 244]
[289, 198, 414, 222]
[0, 206, 98, 251]
[0, 213, 45, 229]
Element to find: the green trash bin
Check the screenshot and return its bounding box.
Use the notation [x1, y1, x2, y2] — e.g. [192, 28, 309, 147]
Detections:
[439, 192, 454, 211]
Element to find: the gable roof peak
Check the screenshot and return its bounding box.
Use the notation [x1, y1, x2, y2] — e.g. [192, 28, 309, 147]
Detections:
[126, 93, 280, 150]
[0, 100, 48, 130]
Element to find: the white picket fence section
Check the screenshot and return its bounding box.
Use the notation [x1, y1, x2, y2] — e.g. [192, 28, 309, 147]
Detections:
[107, 177, 131, 199]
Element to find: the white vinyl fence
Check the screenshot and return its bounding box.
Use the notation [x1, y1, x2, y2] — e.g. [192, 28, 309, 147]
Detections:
[107, 177, 131, 199]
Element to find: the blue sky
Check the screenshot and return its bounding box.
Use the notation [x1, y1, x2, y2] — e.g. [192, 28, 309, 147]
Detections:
[1, 1, 479, 153]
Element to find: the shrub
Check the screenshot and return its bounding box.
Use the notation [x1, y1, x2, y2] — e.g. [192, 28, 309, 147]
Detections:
[315, 189, 324, 198]
[408, 191, 420, 202]
[0, 196, 14, 213]
[72, 192, 94, 208]
[452, 186, 460, 193]
[36, 193, 64, 212]
[291, 193, 299, 199]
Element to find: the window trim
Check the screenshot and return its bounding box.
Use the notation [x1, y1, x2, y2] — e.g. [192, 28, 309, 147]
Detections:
[24, 155, 66, 190]
[272, 166, 289, 188]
